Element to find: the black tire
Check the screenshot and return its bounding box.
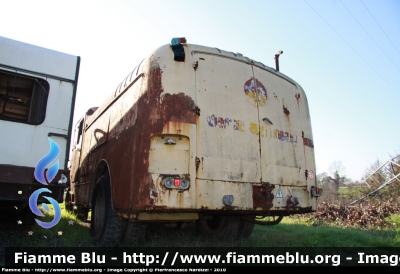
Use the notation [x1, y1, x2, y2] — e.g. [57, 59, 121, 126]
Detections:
[237, 219, 255, 239]
[196, 216, 241, 240]
[121, 221, 148, 246]
[90, 175, 125, 246]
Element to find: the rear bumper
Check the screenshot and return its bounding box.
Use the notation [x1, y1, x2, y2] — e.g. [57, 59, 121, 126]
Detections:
[116, 177, 318, 222]
[118, 206, 314, 222]
[151, 178, 317, 211]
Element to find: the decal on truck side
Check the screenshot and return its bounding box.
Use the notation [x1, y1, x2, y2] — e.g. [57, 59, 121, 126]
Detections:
[244, 77, 268, 105]
[206, 114, 303, 145]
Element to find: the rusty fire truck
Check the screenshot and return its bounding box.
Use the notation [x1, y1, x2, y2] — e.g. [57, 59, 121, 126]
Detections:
[67, 38, 322, 246]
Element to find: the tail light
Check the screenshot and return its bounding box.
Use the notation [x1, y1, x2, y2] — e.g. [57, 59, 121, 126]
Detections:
[311, 186, 323, 197]
[163, 176, 189, 190]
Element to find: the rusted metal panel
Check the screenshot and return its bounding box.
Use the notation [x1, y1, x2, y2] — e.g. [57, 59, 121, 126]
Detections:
[120, 59, 197, 211]
[108, 78, 141, 139]
[138, 212, 198, 221]
[78, 120, 93, 178]
[73, 183, 88, 205]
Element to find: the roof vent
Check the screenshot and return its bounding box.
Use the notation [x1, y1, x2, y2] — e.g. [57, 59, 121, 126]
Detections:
[274, 50, 283, 72]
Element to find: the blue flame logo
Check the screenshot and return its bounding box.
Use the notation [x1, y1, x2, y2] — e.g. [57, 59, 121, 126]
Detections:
[34, 138, 60, 185]
[29, 137, 62, 229]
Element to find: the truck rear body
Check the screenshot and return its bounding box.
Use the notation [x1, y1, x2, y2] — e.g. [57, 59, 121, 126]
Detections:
[68, 39, 321, 244]
[71, 40, 316, 220]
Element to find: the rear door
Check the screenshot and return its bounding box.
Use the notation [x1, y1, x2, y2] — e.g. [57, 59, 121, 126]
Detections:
[194, 53, 261, 183]
[252, 67, 307, 186]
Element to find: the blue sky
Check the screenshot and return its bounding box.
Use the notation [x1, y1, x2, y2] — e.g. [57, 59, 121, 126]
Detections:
[1, 0, 399, 181]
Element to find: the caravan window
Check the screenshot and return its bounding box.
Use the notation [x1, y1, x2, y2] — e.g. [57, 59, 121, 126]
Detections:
[0, 70, 49, 124]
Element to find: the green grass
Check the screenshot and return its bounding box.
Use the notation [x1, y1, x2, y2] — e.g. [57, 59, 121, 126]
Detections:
[13, 203, 93, 247]
[13, 203, 400, 248]
[337, 186, 363, 201]
[251, 217, 400, 247]
[3, 203, 399, 268]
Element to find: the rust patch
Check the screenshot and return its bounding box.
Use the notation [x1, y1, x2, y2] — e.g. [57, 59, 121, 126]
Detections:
[192, 106, 200, 116]
[195, 157, 200, 170]
[286, 196, 299, 209]
[283, 105, 290, 115]
[295, 93, 300, 107]
[126, 63, 196, 209]
[303, 138, 314, 148]
[160, 93, 196, 124]
[301, 131, 314, 148]
[253, 182, 275, 210]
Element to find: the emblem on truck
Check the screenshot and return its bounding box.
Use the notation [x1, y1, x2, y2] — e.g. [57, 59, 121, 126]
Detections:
[244, 77, 267, 105]
[29, 137, 62, 229]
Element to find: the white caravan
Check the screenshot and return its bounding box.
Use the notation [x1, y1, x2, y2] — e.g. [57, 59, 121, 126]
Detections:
[0, 36, 80, 223]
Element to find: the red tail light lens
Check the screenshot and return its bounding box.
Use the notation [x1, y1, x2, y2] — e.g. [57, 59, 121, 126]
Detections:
[311, 186, 323, 197]
[174, 178, 180, 186]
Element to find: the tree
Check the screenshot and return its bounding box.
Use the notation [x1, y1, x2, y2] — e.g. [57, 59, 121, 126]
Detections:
[317, 171, 337, 203]
[327, 161, 347, 191]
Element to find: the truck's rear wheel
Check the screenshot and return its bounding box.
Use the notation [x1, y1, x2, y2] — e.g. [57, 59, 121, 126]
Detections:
[196, 216, 241, 240]
[90, 175, 125, 246]
[121, 221, 148, 246]
[237, 219, 255, 239]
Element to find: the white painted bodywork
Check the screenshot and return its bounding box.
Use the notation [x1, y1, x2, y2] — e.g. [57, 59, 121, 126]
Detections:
[0, 36, 79, 169]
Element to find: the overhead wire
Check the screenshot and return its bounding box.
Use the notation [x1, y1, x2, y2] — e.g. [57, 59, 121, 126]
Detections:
[360, 0, 400, 57]
[303, 0, 400, 96]
[339, 0, 400, 74]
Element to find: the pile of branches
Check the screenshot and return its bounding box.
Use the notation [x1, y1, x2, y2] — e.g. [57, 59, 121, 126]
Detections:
[301, 199, 400, 229]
